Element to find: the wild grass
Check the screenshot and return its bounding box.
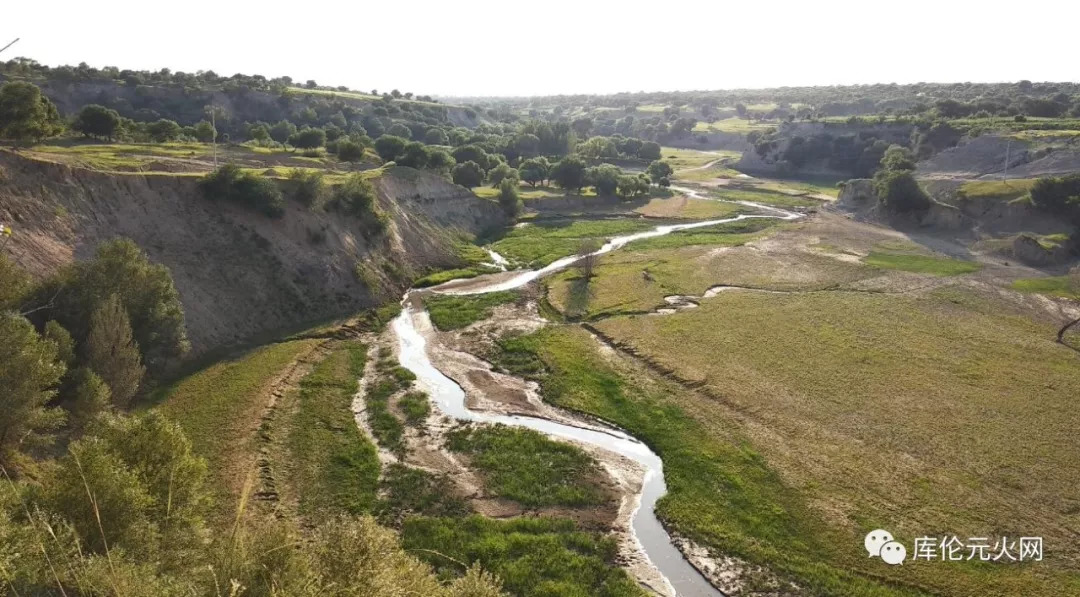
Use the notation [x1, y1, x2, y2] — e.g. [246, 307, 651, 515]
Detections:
[863, 251, 982, 275]
[490, 218, 655, 267]
[398, 390, 431, 426]
[691, 117, 775, 134]
[446, 424, 607, 508]
[673, 163, 745, 181]
[363, 352, 414, 456]
[287, 341, 380, 517]
[587, 286, 1080, 596]
[957, 178, 1037, 200]
[374, 463, 471, 526]
[402, 515, 646, 597]
[152, 340, 318, 505]
[659, 147, 739, 170]
[413, 241, 495, 288]
[1011, 275, 1079, 299]
[702, 186, 819, 208]
[628, 218, 777, 251]
[425, 291, 518, 330]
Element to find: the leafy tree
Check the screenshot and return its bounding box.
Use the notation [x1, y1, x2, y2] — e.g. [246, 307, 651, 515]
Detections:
[0, 254, 31, 311]
[571, 117, 593, 138]
[193, 120, 216, 142]
[397, 142, 429, 169]
[43, 320, 76, 367]
[550, 156, 587, 192]
[452, 161, 485, 188]
[645, 160, 674, 184]
[512, 133, 541, 158]
[487, 163, 519, 188]
[248, 122, 271, 144]
[577, 136, 618, 159]
[0, 81, 64, 145]
[269, 120, 297, 144]
[374, 134, 408, 162]
[424, 128, 449, 145]
[146, 119, 181, 142]
[67, 367, 111, 430]
[587, 164, 622, 195]
[880, 145, 916, 172]
[285, 169, 328, 210]
[616, 174, 650, 200]
[387, 123, 412, 139]
[288, 127, 326, 149]
[638, 141, 662, 161]
[84, 293, 145, 407]
[451, 145, 491, 171]
[46, 239, 189, 373]
[72, 104, 121, 140]
[497, 179, 521, 218]
[337, 139, 365, 162]
[425, 148, 456, 174]
[519, 157, 550, 187]
[0, 313, 66, 465]
[873, 169, 931, 213]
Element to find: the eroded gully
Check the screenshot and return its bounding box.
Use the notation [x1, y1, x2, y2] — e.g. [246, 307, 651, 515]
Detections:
[389, 194, 801, 596]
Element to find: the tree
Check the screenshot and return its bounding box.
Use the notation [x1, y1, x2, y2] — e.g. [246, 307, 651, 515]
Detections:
[0, 313, 67, 465]
[248, 122, 271, 144]
[84, 293, 145, 407]
[550, 156, 587, 192]
[72, 104, 121, 140]
[616, 174, 650, 200]
[588, 164, 622, 195]
[374, 134, 408, 162]
[519, 157, 550, 187]
[638, 141, 662, 161]
[452, 161, 485, 188]
[67, 367, 111, 430]
[425, 148, 456, 175]
[387, 122, 412, 139]
[288, 127, 326, 149]
[46, 238, 189, 372]
[498, 179, 522, 218]
[337, 139, 365, 162]
[451, 145, 491, 171]
[576, 239, 602, 280]
[873, 169, 931, 213]
[269, 120, 297, 144]
[199, 163, 285, 217]
[334, 174, 386, 233]
[193, 120, 216, 142]
[424, 128, 449, 145]
[0, 81, 64, 145]
[396, 141, 429, 168]
[0, 254, 31, 311]
[571, 117, 593, 138]
[487, 163, 519, 188]
[577, 136, 618, 159]
[880, 145, 916, 172]
[646, 160, 674, 184]
[147, 118, 181, 142]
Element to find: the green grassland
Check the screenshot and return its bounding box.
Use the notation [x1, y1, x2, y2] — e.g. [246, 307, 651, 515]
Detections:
[287, 86, 449, 107]
[425, 290, 519, 330]
[152, 340, 319, 506]
[659, 147, 740, 170]
[446, 424, 608, 508]
[692, 117, 776, 134]
[585, 287, 1080, 596]
[474, 183, 598, 201]
[1011, 274, 1079, 299]
[287, 341, 380, 517]
[402, 516, 646, 597]
[701, 186, 820, 208]
[863, 251, 983, 275]
[413, 240, 497, 287]
[957, 178, 1038, 201]
[490, 218, 656, 267]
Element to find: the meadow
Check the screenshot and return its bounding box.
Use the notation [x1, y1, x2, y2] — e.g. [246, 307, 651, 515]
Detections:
[426, 290, 519, 330]
[489, 218, 656, 267]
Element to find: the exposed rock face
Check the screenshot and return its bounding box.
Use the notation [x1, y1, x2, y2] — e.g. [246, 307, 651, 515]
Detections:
[833, 178, 966, 229]
[0, 152, 505, 356]
[1012, 234, 1073, 266]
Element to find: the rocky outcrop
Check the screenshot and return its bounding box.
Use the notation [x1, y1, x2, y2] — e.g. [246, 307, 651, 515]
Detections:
[0, 151, 505, 357]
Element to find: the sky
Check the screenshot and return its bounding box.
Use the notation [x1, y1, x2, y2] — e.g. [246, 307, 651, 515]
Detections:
[4, 0, 1079, 97]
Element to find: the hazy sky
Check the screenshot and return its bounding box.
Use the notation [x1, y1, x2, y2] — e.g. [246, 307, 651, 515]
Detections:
[4, 0, 1078, 97]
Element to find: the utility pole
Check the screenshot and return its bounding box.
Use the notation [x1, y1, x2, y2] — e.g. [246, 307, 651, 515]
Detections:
[211, 107, 217, 167]
[1002, 139, 1011, 183]
[0, 38, 19, 56]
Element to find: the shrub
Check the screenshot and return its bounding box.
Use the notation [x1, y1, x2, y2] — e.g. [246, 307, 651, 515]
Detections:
[374, 134, 408, 162]
[337, 139, 364, 162]
[873, 169, 931, 213]
[334, 174, 387, 233]
[452, 161, 485, 188]
[498, 179, 522, 217]
[199, 164, 285, 218]
[84, 293, 145, 407]
[285, 169, 328, 210]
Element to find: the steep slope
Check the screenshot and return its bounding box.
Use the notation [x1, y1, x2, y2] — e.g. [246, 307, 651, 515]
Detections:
[0, 152, 505, 356]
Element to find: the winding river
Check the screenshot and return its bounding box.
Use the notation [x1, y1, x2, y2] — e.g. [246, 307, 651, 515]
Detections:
[391, 197, 801, 596]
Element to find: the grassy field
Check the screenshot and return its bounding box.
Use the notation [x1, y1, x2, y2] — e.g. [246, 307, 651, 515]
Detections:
[1011, 274, 1079, 299]
[402, 516, 646, 597]
[490, 218, 656, 267]
[413, 240, 496, 288]
[287, 341, 380, 517]
[152, 340, 319, 506]
[957, 178, 1038, 201]
[692, 117, 776, 134]
[446, 424, 607, 507]
[702, 186, 820, 208]
[474, 183, 598, 201]
[863, 251, 983, 275]
[634, 195, 747, 219]
[659, 147, 740, 170]
[585, 286, 1080, 596]
[425, 290, 519, 330]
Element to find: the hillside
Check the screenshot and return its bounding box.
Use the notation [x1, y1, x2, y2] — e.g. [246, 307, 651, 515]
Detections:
[0, 151, 505, 356]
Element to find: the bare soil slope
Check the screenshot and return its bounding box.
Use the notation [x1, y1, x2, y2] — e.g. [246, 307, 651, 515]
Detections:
[0, 151, 505, 356]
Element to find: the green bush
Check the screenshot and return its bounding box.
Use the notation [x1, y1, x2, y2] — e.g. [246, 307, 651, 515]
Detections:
[199, 164, 285, 218]
[285, 169, 328, 210]
[333, 174, 388, 233]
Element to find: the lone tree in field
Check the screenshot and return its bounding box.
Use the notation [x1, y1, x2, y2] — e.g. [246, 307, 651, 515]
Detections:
[84, 293, 146, 408]
[576, 238, 602, 279]
[0, 81, 64, 145]
[73, 104, 122, 140]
